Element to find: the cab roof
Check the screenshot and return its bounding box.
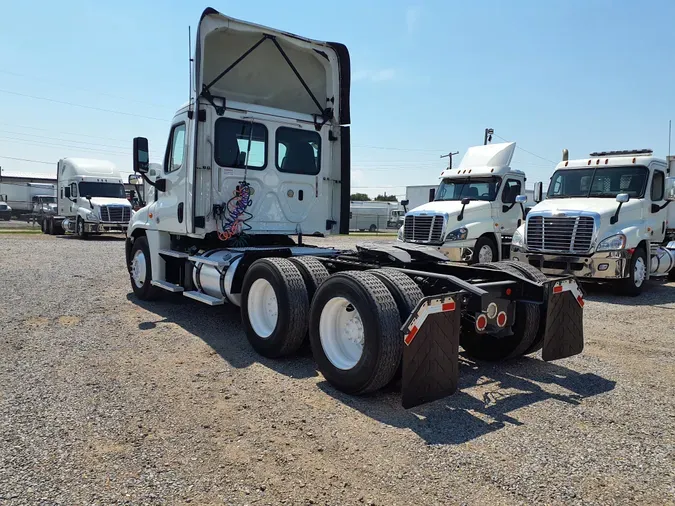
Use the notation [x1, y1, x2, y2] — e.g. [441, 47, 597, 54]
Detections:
[440, 142, 518, 178]
[556, 150, 666, 171]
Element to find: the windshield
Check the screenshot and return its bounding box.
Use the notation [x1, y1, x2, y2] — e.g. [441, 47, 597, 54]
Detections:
[435, 177, 501, 202]
[78, 182, 126, 199]
[548, 166, 649, 199]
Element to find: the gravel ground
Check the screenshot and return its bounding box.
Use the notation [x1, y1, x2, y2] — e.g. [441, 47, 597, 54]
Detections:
[1, 235, 674, 506]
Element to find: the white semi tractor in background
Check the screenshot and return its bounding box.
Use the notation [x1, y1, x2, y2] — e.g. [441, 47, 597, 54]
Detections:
[40, 158, 134, 237]
[511, 149, 675, 295]
[124, 8, 586, 409]
[398, 142, 534, 264]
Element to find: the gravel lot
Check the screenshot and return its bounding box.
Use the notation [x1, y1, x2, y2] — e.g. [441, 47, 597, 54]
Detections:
[1, 234, 674, 506]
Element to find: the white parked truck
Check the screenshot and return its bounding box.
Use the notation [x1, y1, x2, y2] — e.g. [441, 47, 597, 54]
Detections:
[510, 149, 675, 295]
[125, 7, 587, 408]
[349, 201, 402, 231]
[42, 158, 133, 237]
[398, 142, 532, 264]
[0, 181, 56, 219]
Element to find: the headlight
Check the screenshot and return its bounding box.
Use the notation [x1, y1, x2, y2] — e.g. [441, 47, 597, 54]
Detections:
[85, 209, 100, 221]
[397, 226, 404, 241]
[597, 233, 626, 251]
[511, 229, 524, 248]
[445, 227, 468, 241]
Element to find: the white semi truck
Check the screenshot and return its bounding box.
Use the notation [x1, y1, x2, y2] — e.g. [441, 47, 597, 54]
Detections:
[124, 8, 587, 408]
[41, 158, 134, 237]
[349, 200, 403, 231]
[0, 181, 56, 219]
[398, 142, 532, 264]
[510, 149, 675, 295]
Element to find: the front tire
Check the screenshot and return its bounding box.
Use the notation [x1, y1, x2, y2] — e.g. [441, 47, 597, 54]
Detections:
[76, 217, 88, 239]
[128, 236, 160, 301]
[309, 271, 400, 395]
[618, 247, 647, 296]
[470, 236, 498, 264]
[240, 258, 309, 358]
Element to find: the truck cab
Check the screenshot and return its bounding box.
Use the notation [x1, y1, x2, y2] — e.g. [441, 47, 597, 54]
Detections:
[57, 158, 134, 237]
[398, 142, 529, 264]
[511, 149, 675, 294]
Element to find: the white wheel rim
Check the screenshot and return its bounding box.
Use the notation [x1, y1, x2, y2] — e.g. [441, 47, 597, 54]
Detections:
[634, 256, 646, 287]
[478, 244, 493, 263]
[319, 297, 365, 370]
[131, 249, 147, 288]
[78, 220, 83, 235]
[247, 278, 279, 338]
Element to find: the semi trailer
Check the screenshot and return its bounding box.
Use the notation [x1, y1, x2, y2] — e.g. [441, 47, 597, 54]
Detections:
[42, 158, 134, 237]
[0, 181, 56, 219]
[398, 142, 535, 264]
[511, 149, 675, 295]
[125, 8, 585, 408]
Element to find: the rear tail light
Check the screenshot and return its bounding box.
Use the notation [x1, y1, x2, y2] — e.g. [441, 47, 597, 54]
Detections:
[475, 313, 488, 332]
[496, 311, 507, 328]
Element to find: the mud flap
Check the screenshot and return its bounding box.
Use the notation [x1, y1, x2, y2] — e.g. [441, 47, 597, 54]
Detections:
[542, 278, 584, 361]
[401, 294, 461, 409]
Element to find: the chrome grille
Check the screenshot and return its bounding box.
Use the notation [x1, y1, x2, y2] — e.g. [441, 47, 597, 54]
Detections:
[100, 205, 131, 223]
[403, 215, 444, 243]
[526, 215, 594, 253]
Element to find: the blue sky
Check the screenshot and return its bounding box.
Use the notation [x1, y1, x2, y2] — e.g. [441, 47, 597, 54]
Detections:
[0, 0, 673, 198]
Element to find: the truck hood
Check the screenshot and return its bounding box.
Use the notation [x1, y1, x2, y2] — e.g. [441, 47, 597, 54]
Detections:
[407, 200, 491, 217]
[530, 197, 638, 218]
[88, 197, 132, 208]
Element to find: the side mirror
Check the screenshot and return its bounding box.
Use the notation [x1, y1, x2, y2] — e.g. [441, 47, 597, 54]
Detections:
[460, 197, 471, 206]
[133, 137, 150, 174]
[534, 182, 543, 203]
[400, 199, 409, 207]
[616, 193, 630, 203]
[515, 195, 528, 204]
[458, 197, 471, 221]
[64, 187, 70, 199]
[128, 175, 142, 186]
[154, 178, 167, 193]
[665, 177, 675, 201]
[428, 188, 436, 202]
[86, 195, 92, 200]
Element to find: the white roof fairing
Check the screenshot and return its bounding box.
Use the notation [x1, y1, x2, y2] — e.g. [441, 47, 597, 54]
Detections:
[195, 8, 349, 124]
[60, 158, 119, 178]
[440, 142, 517, 178]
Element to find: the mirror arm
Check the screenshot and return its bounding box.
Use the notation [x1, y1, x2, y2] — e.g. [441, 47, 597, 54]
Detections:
[610, 202, 623, 225]
[651, 201, 671, 213]
[458, 205, 466, 221]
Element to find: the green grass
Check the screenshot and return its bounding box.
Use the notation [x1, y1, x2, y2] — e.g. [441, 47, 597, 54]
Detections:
[0, 228, 43, 234]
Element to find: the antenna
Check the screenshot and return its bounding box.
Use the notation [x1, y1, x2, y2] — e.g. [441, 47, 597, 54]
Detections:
[484, 128, 494, 145]
[188, 26, 193, 108]
[669, 119, 672, 156]
[440, 151, 459, 169]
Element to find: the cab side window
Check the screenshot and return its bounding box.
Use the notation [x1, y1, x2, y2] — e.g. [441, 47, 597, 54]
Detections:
[502, 179, 522, 203]
[651, 170, 665, 201]
[70, 182, 78, 198]
[165, 123, 186, 173]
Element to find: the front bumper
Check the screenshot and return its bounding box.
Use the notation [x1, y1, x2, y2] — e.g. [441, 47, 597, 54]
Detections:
[437, 240, 476, 262]
[510, 247, 629, 279]
[84, 221, 129, 233]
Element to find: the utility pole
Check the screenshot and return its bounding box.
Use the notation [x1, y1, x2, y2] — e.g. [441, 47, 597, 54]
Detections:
[440, 151, 459, 169]
[484, 128, 494, 145]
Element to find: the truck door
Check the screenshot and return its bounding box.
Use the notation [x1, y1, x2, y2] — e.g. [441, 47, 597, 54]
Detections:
[499, 177, 525, 235]
[648, 168, 668, 243]
[155, 114, 189, 234]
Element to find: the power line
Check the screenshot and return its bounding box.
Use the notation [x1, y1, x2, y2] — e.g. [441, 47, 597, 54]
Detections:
[493, 134, 557, 164]
[0, 136, 131, 157]
[353, 144, 442, 153]
[0, 69, 171, 109]
[0, 155, 53, 165]
[0, 89, 168, 122]
[0, 122, 130, 143]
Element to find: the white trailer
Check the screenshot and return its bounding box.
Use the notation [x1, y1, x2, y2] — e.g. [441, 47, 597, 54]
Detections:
[41, 158, 134, 237]
[511, 149, 675, 294]
[349, 201, 402, 231]
[0, 181, 56, 218]
[123, 8, 586, 408]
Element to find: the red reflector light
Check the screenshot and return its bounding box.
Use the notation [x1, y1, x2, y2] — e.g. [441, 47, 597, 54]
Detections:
[505, 288, 512, 296]
[553, 284, 563, 294]
[475, 314, 488, 332]
[442, 301, 456, 312]
[496, 311, 507, 328]
[404, 326, 419, 346]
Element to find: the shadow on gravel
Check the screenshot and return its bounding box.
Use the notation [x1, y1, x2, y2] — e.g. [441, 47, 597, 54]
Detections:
[318, 355, 616, 445]
[56, 235, 126, 242]
[127, 293, 319, 379]
[582, 280, 675, 307]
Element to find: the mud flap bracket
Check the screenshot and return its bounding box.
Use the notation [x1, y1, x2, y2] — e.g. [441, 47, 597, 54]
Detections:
[542, 278, 584, 361]
[401, 293, 462, 409]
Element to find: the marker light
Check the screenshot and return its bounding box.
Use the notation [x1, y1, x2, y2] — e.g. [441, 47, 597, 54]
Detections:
[496, 311, 507, 328]
[475, 314, 488, 332]
[487, 303, 498, 319]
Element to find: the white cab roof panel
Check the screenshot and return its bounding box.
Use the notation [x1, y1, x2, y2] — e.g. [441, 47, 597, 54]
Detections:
[441, 142, 516, 178]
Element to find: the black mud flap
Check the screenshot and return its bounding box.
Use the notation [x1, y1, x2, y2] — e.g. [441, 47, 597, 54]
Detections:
[401, 293, 461, 409]
[542, 278, 584, 361]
